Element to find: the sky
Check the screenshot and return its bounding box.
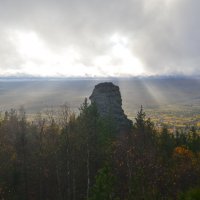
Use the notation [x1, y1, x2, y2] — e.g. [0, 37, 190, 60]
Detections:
[0, 0, 199, 77]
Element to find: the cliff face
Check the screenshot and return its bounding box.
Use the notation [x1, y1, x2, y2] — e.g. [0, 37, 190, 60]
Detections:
[89, 82, 132, 132]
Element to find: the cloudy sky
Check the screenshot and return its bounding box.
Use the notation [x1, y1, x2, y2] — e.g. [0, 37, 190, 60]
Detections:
[0, 0, 199, 77]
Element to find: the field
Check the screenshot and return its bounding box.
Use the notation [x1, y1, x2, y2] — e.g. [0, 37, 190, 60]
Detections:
[145, 104, 200, 132]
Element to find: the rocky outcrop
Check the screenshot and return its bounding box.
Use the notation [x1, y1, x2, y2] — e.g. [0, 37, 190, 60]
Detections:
[89, 82, 132, 132]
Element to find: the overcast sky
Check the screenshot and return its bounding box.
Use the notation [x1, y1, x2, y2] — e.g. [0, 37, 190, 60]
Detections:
[0, 0, 199, 77]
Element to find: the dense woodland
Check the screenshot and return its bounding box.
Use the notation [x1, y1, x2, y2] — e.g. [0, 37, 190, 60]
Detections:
[1, 99, 200, 200]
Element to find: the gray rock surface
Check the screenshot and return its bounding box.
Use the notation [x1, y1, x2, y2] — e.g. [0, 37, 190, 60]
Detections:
[89, 82, 132, 132]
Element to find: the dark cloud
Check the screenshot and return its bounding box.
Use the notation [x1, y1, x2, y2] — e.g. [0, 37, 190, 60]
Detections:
[0, 0, 199, 76]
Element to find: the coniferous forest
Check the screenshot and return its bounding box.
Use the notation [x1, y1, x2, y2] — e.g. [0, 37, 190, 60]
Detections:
[1, 100, 200, 200]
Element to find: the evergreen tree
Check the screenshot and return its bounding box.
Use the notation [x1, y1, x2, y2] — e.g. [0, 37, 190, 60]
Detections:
[89, 165, 119, 200]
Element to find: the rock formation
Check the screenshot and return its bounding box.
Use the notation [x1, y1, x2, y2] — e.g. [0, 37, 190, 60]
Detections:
[89, 82, 132, 132]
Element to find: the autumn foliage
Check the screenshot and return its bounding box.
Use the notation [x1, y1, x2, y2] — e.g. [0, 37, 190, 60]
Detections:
[0, 104, 200, 199]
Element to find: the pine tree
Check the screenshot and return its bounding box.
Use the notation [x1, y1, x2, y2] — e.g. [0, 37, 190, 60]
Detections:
[89, 165, 119, 200]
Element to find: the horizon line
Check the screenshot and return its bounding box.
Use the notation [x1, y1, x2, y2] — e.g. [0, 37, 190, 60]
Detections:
[0, 74, 199, 79]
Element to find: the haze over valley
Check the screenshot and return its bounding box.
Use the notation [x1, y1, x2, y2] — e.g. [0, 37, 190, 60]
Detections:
[1, 76, 200, 127]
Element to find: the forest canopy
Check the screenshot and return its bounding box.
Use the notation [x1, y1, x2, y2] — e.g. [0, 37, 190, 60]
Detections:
[0, 102, 200, 200]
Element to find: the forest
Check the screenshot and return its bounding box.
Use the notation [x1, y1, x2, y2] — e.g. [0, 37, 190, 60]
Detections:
[1, 100, 200, 200]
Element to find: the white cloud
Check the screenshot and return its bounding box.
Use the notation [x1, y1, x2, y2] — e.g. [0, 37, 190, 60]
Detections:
[0, 0, 199, 76]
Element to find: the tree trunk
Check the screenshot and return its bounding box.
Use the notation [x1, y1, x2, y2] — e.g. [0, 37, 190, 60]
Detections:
[86, 142, 90, 199]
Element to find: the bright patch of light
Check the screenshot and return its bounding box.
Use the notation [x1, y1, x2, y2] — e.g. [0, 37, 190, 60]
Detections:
[8, 30, 86, 76]
[13, 31, 47, 59]
[93, 55, 112, 66]
[110, 33, 128, 45]
[111, 41, 144, 75]
[6, 30, 145, 77]
[93, 33, 144, 76]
